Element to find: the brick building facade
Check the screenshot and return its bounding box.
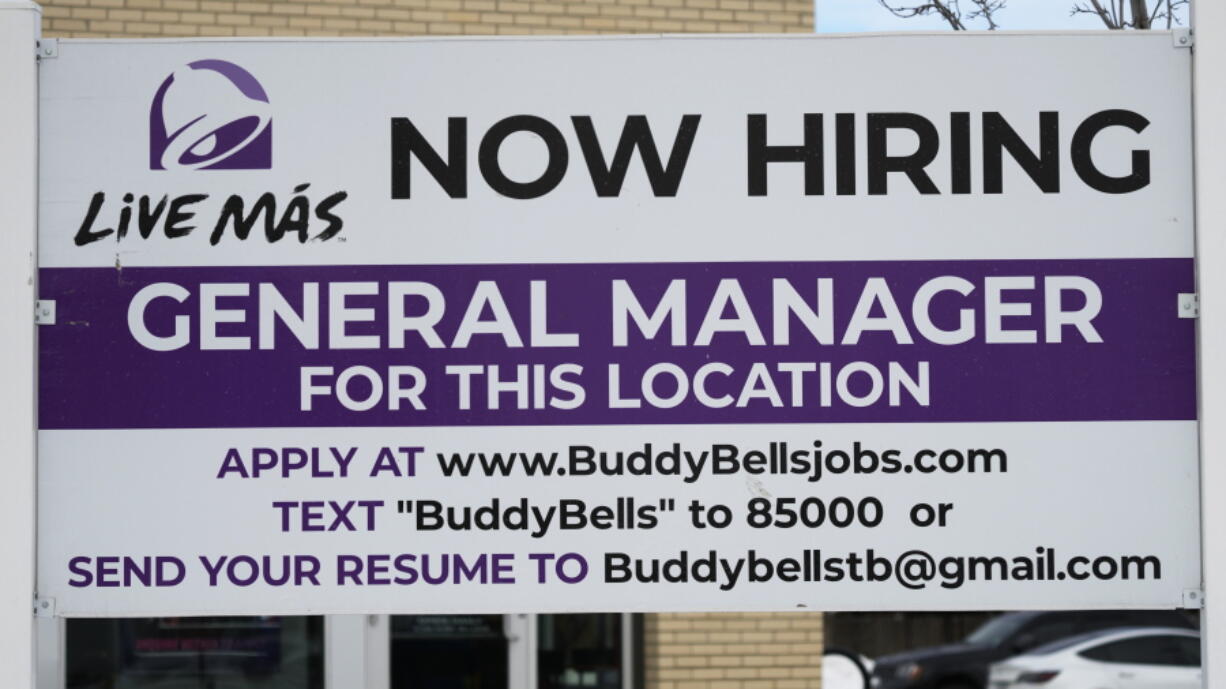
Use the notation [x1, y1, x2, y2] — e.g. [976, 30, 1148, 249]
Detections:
[644, 613, 825, 689]
[38, 0, 813, 37]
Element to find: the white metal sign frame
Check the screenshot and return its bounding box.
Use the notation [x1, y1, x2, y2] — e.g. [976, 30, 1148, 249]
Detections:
[0, 2, 41, 688]
[1192, 0, 1225, 680]
[0, 2, 1222, 686]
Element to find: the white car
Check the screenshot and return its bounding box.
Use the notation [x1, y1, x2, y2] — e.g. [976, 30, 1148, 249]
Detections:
[823, 649, 876, 689]
[988, 627, 1200, 689]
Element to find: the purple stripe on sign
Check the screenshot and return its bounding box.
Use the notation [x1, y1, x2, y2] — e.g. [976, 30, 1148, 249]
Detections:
[37, 259, 1195, 430]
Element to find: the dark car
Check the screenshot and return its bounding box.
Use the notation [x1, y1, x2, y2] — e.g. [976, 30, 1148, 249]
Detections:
[870, 610, 1195, 689]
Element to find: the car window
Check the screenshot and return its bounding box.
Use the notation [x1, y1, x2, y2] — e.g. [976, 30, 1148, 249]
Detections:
[966, 615, 1029, 646]
[1029, 633, 1101, 656]
[1022, 619, 1079, 648]
[1079, 635, 1200, 667]
[1171, 637, 1202, 666]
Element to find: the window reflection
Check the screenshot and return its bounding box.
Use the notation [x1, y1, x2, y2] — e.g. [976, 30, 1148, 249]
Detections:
[66, 616, 323, 689]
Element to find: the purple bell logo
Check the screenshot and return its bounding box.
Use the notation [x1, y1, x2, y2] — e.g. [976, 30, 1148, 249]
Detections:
[149, 59, 272, 171]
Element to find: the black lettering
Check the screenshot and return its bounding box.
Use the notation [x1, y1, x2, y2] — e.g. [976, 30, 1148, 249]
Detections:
[137, 195, 168, 239]
[479, 115, 569, 199]
[983, 111, 1059, 193]
[390, 117, 467, 199]
[73, 192, 110, 246]
[1071, 109, 1151, 194]
[747, 114, 823, 196]
[165, 194, 206, 238]
[949, 112, 971, 194]
[273, 185, 311, 243]
[836, 113, 855, 196]
[116, 193, 134, 241]
[571, 114, 700, 197]
[867, 113, 939, 195]
[604, 553, 630, 583]
[211, 193, 275, 245]
[313, 191, 348, 241]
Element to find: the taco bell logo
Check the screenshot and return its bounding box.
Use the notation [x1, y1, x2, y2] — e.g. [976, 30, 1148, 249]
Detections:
[149, 59, 272, 171]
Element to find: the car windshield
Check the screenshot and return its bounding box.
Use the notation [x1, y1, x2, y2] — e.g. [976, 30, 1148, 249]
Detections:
[965, 615, 1028, 646]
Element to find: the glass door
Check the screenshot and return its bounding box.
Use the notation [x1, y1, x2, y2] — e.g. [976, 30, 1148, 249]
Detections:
[388, 615, 511, 689]
[383, 614, 632, 689]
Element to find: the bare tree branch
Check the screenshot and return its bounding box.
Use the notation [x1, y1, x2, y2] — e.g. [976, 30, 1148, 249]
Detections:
[1071, 0, 1120, 29]
[1158, 0, 1189, 27]
[1070, 0, 1185, 28]
[877, 0, 1186, 31]
[965, 0, 1005, 29]
[876, 0, 969, 30]
[875, 0, 1006, 30]
[876, 0, 1038, 31]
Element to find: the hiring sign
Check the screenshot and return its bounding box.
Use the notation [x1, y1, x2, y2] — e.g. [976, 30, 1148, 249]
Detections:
[36, 33, 1198, 616]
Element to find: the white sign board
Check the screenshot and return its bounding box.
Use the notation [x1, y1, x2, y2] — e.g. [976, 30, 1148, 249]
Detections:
[36, 33, 1199, 617]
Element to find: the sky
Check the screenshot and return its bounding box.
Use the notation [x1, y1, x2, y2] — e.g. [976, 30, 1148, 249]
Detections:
[816, 0, 1190, 33]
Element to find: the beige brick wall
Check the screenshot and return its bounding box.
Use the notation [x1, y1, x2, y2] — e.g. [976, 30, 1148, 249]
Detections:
[38, 0, 813, 38]
[644, 612, 824, 689]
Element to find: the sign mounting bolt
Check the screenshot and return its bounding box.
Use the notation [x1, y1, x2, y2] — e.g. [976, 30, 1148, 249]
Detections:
[1183, 588, 1203, 609]
[33, 596, 56, 618]
[1178, 293, 1199, 318]
[34, 300, 56, 325]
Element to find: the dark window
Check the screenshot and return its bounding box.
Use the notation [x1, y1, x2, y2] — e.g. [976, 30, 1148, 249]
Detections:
[538, 614, 624, 689]
[390, 615, 507, 688]
[67, 616, 324, 689]
[1079, 635, 1201, 667]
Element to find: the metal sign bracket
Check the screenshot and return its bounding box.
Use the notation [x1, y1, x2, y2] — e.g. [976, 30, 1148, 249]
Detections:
[34, 300, 55, 325]
[1183, 588, 1204, 609]
[36, 38, 56, 59]
[32, 595, 55, 618]
[1179, 293, 1199, 319]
